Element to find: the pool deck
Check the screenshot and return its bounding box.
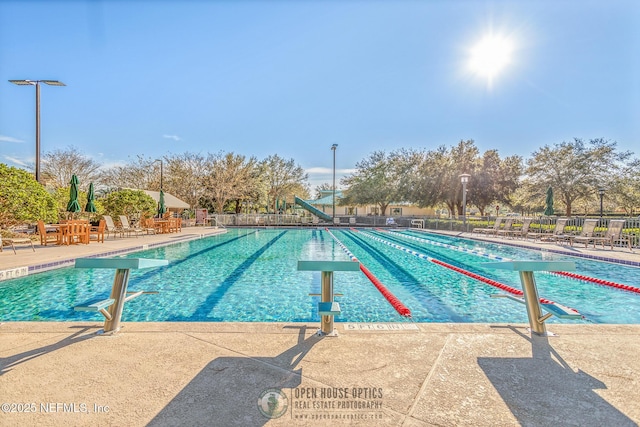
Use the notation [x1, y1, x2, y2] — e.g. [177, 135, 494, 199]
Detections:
[1, 227, 639, 426]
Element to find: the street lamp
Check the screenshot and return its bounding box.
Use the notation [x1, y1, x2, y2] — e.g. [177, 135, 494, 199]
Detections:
[598, 187, 605, 218]
[152, 159, 164, 191]
[9, 79, 66, 184]
[459, 173, 471, 229]
[331, 144, 338, 221]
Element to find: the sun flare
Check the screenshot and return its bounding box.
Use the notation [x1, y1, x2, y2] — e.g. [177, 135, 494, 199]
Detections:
[468, 34, 513, 83]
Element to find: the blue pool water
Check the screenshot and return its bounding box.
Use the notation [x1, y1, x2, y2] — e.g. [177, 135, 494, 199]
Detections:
[1, 228, 639, 324]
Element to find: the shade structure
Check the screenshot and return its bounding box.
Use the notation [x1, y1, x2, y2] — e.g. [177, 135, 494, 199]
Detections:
[85, 182, 97, 213]
[158, 189, 167, 216]
[66, 174, 81, 213]
[543, 186, 554, 216]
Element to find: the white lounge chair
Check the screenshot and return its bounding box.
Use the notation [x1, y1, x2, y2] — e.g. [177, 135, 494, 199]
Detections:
[1, 233, 35, 254]
[119, 215, 145, 237]
[103, 215, 124, 238]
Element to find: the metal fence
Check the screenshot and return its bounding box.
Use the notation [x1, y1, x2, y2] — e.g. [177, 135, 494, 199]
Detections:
[201, 213, 640, 249]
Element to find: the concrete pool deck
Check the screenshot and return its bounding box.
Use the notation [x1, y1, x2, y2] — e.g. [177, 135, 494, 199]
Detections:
[1, 226, 639, 426]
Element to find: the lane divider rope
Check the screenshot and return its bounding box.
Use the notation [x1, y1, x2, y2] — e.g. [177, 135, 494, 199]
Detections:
[357, 229, 580, 314]
[325, 228, 411, 317]
[381, 229, 640, 295]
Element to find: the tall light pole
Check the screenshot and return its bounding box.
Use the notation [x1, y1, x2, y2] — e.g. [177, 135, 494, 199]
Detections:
[459, 173, 471, 229]
[331, 144, 338, 221]
[9, 79, 66, 184]
[598, 187, 605, 219]
[152, 159, 164, 190]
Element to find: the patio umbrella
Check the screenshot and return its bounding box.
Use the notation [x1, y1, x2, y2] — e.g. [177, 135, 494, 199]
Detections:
[66, 174, 81, 214]
[543, 186, 554, 216]
[158, 189, 167, 216]
[85, 182, 97, 213]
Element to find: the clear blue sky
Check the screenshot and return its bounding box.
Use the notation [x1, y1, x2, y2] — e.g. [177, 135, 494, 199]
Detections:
[1, 0, 638, 189]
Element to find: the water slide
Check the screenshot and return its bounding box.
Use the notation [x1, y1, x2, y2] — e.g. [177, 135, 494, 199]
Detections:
[294, 196, 333, 221]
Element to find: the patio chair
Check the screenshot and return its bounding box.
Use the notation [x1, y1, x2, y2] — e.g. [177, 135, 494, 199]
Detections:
[140, 217, 158, 234]
[37, 220, 61, 245]
[590, 220, 632, 250]
[495, 218, 515, 238]
[504, 218, 533, 239]
[89, 220, 106, 243]
[119, 215, 145, 237]
[0, 233, 35, 254]
[473, 218, 504, 235]
[565, 219, 599, 247]
[103, 215, 124, 238]
[66, 219, 90, 245]
[527, 218, 568, 241]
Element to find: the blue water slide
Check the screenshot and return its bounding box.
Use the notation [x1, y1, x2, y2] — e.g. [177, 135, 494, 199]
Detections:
[294, 196, 333, 221]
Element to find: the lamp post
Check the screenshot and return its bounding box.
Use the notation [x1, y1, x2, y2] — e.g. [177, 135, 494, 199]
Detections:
[598, 187, 605, 219]
[459, 173, 471, 229]
[9, 79, 66, 184]
[152, 159, 163, 191]
[331, 144, 338, 221]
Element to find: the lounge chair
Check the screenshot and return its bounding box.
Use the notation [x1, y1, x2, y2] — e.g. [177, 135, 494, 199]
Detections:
[495, 218, 515, 238]
[0, 233, 35, 254]
[473, 218, 504, 235]
[119, 215, 145, 237]
[103, 215, 124, 238]
[504, 218, 533, 239]
[565, 219, 599, 247]
[528, 218, 568, 241]
[590, 220, 632, 250]
[37, 220, 61, 245]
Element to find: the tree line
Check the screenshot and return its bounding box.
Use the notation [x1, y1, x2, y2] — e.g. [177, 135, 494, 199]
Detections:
[2, 137, 638, 228]
[39, 149, 309, 216]
[341, 138, 639, 217]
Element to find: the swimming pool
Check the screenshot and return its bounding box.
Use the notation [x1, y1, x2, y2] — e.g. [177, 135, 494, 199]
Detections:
[1, 228, 639, 323]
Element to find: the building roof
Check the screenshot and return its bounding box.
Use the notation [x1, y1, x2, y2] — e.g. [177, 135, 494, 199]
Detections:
[308, 190, 343, 205]
[140, 190, 190, 209]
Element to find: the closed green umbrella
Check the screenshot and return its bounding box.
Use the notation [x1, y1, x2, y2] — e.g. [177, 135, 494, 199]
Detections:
[66, 174, 81, 214]
[543, 186, 554, 216]
[85, 182, 97, 213]
[158, 189, 167, 216]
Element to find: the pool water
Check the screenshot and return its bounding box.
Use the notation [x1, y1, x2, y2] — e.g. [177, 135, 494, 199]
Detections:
[1, 228, 639, 324]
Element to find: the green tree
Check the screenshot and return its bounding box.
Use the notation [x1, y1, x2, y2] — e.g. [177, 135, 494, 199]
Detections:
[100, 189, 156, 219]
[523, 138, 631, 216]
[608, 158, 640, 215]
[470, 150, 523, 216]
[408, 141, 479, 217]
[260, 155, 309, 213]
[52, 187, 104, 220]
[340, 151, 401, 216]
[0, 163, 57, 227]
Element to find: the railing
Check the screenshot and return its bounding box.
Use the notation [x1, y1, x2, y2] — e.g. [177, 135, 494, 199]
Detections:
[191, 213, 640, 248]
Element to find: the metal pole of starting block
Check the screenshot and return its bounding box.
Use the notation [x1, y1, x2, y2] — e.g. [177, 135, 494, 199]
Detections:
[483, 261, 576, 337]
[519, 270, 546, 336]
[103, 268, 131, 334]
[321, 271, 334, 335]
